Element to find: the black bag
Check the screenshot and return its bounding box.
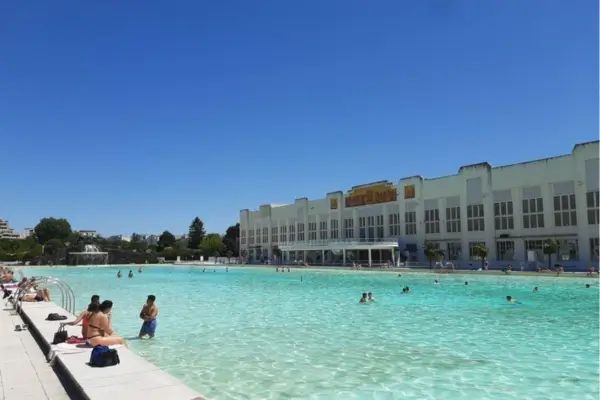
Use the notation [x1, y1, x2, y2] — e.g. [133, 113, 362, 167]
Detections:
[46, 313, 67, 321]
[89, 345, 120, 367]
[52, 326, 68, 345]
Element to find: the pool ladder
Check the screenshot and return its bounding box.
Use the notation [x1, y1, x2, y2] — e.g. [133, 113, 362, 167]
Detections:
[14, 276, 77, 315]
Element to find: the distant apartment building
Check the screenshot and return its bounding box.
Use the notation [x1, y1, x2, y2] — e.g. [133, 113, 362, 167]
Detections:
[77, 230, 99, 238]
[0, 219, 20, 239]
[21, 228, 34, 239]
[107, 235, 131, 242]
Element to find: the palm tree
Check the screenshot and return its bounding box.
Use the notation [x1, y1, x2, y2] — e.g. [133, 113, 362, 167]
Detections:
[424, 241, 438, 268]
[272, 245, 282, 265]
[543, 238, 559, 270]
[473, 243, 489, 270]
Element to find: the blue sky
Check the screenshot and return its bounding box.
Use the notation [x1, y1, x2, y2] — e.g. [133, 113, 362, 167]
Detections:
[1, 0, 597, 236]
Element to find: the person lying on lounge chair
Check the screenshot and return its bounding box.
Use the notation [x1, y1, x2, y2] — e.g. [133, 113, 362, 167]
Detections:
[86, 302, 126, 347]
[22, 288, 51, 302]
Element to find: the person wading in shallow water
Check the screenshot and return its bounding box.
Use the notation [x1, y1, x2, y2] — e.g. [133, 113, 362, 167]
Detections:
[138, 295, 159, 339]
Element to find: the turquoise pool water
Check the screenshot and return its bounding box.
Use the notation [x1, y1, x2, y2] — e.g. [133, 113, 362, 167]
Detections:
[23, 266, 599, 400]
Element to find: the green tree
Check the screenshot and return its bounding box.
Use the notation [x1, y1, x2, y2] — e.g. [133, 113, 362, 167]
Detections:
[188, 217, 206, 250]
[424, 241, 439, 268]
[272, 245, 282, 264]
[34, 218, 73, 244]
[473, 243, 489, 270]
[240, 249, 248, 263]
[543, 238, 559, 270]
[158, 230, 176, 249]
[226, 250, 233, 263]
[199, 233, 225, 257]
[222, 223, 240, 256]
[43, 238, 64, 255]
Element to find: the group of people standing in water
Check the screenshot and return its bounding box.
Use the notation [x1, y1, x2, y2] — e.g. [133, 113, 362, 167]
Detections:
[116, 266, 143, 278]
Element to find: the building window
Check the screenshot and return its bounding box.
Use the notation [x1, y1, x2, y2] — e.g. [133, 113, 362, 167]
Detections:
[319, 221, 328, 240]
[388, 213, 401, 236]
[556, 239, 579, 261]
[445, 206, 461, 233]
[468, 241, 485, 260]
[587, 191, 600, 225]
[241, 230, 247, 245]
[359, 217, 366, 240]
[424, 209, 440, 234]
[280, 226, 287, 243]
[255, 229, 261, 244]
[344, 218, 354, 239]
[496, 241, 515, 261]
[446, 242, 462, 260]
[271, 226, 278, 243]
[405, 211, 417, 235]
[467, 204, 484, 232]
[248, 231, 254, 245]
[262, 227, 268, 244]
[308, 222, 317, 241]
[494, 201, 514, 230]
[590, 237, 599, 261]
[297, 223, 304, 241]
[330, 220, 339, 239]
[376, 215, 384, 239]
[289, 225, 295, 242]
[522, 198, 545, 229]
[553, 194, 577, 227]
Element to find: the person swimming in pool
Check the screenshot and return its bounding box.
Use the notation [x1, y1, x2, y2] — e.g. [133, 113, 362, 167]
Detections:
[139, 295, 159, 338]
[533, 287, 539, 292]
[506, 296, 518, 304]
[117, 270, 122, 279]
[128, 270, 134, 278]
[359, 293, 368, 303]
[367, 292, 375, 302]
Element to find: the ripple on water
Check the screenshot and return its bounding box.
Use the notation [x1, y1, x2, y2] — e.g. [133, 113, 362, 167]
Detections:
[24, 266, 600, 400]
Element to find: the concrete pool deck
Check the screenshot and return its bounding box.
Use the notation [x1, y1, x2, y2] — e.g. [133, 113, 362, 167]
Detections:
[0, 306, 71, 399]
[15, 302, 206, 400]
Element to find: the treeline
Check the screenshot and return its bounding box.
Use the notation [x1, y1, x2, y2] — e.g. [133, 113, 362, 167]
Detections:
[0, 217, 240, 265]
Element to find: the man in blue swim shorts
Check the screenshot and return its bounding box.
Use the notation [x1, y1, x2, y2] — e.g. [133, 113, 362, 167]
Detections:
[138, 294, 159, 339]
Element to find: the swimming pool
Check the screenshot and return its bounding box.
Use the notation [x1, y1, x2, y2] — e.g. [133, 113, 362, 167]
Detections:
[23, 266, 599, 400]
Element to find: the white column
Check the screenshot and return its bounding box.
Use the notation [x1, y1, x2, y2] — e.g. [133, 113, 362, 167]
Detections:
[368, 248, 372, 266]
[391, 249, 396, 266]
[342, 249, 346, 265]
[321, 249, 325, 264]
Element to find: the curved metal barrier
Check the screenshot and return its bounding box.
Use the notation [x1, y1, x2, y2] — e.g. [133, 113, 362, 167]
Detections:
[14, 276, 76, 314]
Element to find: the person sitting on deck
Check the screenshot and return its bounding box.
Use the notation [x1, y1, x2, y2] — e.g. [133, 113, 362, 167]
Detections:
[85, 302, 126, 347]
[60, 295, 100, 338]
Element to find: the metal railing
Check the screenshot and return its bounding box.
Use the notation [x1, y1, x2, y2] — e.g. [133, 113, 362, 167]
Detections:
[15, 276, 76, 314]
[272, 237, 399, 248]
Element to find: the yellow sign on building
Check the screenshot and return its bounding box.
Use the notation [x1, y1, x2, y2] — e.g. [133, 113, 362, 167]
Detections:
[330, 198, 338, 210]
[344, 184, 397, 208]
[404, 184, 415, 199]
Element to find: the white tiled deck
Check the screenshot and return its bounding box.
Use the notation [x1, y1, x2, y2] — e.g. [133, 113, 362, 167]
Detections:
[0, 305, 70, 400]
[18, 302, 206, 400]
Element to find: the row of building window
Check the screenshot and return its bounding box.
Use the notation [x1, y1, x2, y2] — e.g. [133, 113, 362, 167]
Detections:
[244, 238, 600, 263]
[240, 191, 600, 244]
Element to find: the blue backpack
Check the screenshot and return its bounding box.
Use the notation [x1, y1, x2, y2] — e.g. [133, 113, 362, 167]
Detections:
[89, 345, 120, 367]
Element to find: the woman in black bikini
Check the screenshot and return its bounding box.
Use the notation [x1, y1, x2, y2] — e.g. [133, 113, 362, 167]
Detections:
[86, 302, 126, 347]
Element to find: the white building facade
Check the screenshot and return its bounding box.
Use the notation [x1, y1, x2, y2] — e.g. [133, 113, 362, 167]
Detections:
[239, 141, 600, 270]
